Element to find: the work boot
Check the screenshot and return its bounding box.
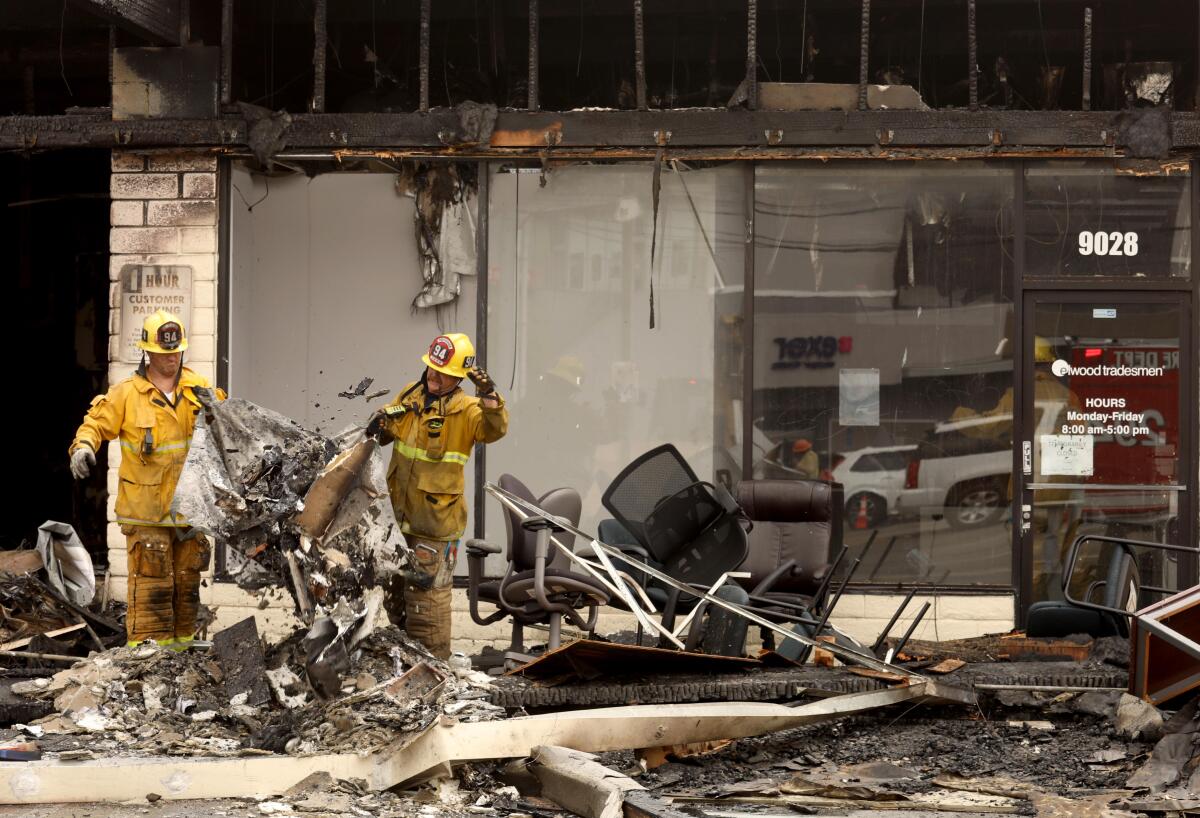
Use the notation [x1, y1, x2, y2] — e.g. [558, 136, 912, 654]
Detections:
[123, 526, 175, 645]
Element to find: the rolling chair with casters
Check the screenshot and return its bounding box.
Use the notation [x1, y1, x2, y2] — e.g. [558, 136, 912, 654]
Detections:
[466, 474, 610, 670]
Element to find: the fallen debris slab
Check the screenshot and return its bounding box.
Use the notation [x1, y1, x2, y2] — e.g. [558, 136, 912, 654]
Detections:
[530, 745, 644, 818]
[211, 616, 271, 707]
[0, 681, 974, 803]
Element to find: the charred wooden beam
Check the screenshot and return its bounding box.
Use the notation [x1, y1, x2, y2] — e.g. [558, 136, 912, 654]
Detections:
[419, 0, 431, 112]
[72, 0, 181, 45]
[220, 0, 232, 105]
[967, 0, 978, 111]
[858, 0, 870, 111]
[746, 0, 757, 111]
[1082, 7, 1093, 111]
[2, 110, 1197, 152]
[312, 0, 327, 113]
[634, 0, 647, 111]
[528, 0, 540, 112]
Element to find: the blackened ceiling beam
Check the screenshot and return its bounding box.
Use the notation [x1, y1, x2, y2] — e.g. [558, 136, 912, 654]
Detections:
[0, 109, 1194, 155]
[70, 0, 180, 46]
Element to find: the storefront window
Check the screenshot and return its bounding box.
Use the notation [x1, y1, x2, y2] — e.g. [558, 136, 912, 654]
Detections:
[486, 163, 745, 538]
[753, 163, 1016, 586]
[1025, 162, 1191, 279]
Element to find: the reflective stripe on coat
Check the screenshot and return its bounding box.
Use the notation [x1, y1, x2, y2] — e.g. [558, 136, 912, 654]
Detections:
[380, 381, 508, 541]
[70, 368, 226, 526]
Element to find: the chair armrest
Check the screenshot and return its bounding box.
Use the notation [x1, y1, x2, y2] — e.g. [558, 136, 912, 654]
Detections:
[611, 542, 651, 561]
[750, 559, 798, 596]
[465, 538, 502, 556]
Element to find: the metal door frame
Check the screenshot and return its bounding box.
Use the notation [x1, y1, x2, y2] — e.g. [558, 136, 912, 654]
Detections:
[1015, 288, 1194, 622]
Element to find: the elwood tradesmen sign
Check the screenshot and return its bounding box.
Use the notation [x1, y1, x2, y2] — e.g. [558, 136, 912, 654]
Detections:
[118, 264, 192, 363]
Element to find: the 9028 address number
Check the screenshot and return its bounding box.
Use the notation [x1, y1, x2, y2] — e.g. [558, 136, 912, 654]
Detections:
[1078, 231, 1138, 256]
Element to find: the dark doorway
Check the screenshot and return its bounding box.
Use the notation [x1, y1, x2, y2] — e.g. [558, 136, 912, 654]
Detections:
[0, 150, 110, 565]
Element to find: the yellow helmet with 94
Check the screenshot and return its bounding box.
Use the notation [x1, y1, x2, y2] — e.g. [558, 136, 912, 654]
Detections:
[421, 333, 475, 379]
[137, 309, 189, 354]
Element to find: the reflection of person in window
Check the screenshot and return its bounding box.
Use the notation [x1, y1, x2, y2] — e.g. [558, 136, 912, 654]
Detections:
[789, 438, 820, 479]
[948, 335, 1082, 600]
[526, 355, 603, 497]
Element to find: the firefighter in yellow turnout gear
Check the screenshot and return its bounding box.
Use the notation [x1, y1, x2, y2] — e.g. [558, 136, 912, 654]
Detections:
[367, 333, 508, 658]
[69, 310, 226, 646]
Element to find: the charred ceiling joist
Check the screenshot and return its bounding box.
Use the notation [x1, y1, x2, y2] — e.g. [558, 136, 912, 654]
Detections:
[0, 108, 1192, 157]
[70, 0, 181, 46]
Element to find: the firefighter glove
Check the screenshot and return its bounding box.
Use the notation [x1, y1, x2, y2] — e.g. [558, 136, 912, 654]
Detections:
[366, 411, 395, 445]
[70, 446, 96, 480]
[467, 366, 496, 397]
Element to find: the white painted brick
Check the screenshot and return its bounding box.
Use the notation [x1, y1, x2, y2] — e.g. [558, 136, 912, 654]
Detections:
[190, 308, 215, 335]
[111, 227, 180, 255]
[108, 549, 128, 580]
[108, 281, 122, 307]
[107, 334, 122, 363]
[186, 334, 215, 363]
[108, 309, 121, 335]
[111, 201, 144, 226]
[182, 173, 217, 199]
[147, 152, 218, 173]
[935, 594, 1014, 622]
[189, 255, 217, 281]
[111, 253, 215, 282]
[180, 226, 217, 253]
[147, 200, 217, 227]
[111, 152, 146, 172]
[106, 522, 125, 556]
[188, 361, 216, 381]
[194, 280, 215, 308]
[111, 173, 179, 200]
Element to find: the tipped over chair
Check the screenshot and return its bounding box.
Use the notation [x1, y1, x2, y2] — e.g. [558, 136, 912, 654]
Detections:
[599, 444, 749, 651]
[466, 473, 610, 667]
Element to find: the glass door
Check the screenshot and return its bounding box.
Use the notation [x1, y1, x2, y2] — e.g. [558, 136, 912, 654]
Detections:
[1019, 292, 1191, 609]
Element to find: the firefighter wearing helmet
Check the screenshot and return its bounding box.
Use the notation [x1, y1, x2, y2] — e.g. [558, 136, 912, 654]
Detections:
[69, 309, 226, 646]
[366, 333, 508, 658]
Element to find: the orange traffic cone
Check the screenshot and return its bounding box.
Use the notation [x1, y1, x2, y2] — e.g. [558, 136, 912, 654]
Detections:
[853, 495, 870, 530]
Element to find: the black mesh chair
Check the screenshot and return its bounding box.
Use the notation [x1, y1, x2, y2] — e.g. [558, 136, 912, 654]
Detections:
[600, 444, 749, 648]
[466, 474, 610, 666]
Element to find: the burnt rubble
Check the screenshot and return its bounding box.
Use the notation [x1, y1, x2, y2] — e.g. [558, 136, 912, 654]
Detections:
[5, 624, 498, 761]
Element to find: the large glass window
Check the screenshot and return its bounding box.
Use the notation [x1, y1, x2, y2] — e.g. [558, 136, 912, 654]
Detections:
[1025, 163, 1191, 279]
[486, 163, 744, 538]
[753, 163, 1016, 586]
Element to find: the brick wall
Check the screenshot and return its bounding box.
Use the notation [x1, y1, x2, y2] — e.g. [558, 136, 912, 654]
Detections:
[106, 149, 222, 604]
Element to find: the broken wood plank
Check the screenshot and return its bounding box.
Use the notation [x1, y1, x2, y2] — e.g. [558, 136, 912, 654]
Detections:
[212, 617, 271, 706]
[0, 550, 43, 576]
[531, 746, 643, 818]
[623, 790, 693, 818]
[381, 680, 977, 788]
[927, 658, 967, 675]
[0, 624, 84, 652]
[848, 667, 908, 684]
[674, 795, 1023, 813]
